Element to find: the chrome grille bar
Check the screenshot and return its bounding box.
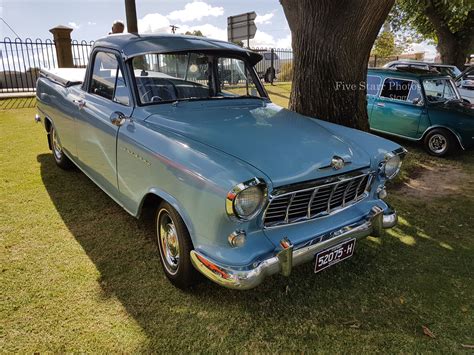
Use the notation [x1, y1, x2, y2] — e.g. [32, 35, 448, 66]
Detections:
[307, 188, 319, 218]
[342, 180, 355, 207]
[284, 194, 295, 224]
[263, 171, 374, 228]
[326, 183, 339, 213]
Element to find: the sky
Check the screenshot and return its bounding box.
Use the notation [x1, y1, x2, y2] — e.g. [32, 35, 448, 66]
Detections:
[0, 0, 436, 56]
[0, 0, 291, 48]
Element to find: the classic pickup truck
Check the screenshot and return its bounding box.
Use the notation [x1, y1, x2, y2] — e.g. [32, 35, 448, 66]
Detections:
[36, 34, 405, 290]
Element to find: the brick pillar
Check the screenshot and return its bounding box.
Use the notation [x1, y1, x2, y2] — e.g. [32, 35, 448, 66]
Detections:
[49, 25, 74, 68]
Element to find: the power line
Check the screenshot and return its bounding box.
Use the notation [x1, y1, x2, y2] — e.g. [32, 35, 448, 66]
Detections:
[0, 17, 21, 38]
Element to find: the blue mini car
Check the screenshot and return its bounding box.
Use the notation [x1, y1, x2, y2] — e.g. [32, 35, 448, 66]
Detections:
[36, 34, 405, 290]
[367, 68, 474, 156]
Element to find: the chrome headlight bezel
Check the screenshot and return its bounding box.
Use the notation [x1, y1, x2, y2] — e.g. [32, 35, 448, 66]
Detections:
[226, 178, 267, 221]
[379, 148, 407, 180]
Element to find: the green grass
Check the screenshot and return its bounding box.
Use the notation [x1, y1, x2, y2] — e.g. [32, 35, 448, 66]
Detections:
[1, 90, 473, 352]
[0, 96, 36, 110]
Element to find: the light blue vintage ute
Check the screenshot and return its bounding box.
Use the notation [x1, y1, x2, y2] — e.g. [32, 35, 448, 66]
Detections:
[36, 34, 405, 290]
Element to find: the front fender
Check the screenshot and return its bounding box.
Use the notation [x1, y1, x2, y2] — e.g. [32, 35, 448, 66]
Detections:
[138, 187, 196, 238]
[116, 119, 276, 265]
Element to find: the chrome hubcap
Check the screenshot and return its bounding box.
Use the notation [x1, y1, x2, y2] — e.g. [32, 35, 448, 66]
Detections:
[52, 128, 63, 160]
[158, 210, 180, 274]
[428, 134, 447, 154]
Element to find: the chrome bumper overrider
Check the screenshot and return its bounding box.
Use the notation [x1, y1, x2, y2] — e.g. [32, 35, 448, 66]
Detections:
[190, 206, 398, 290]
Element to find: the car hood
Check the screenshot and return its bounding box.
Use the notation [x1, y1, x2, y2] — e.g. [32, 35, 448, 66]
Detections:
[143, 100, 372, 187]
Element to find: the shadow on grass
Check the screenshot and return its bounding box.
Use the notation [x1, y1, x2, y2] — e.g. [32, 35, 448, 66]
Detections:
[37, 152, 472, 351]
[0, 97, 36, 110]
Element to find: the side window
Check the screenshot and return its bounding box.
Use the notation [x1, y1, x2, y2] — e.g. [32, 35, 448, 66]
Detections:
[90, 51, 130, 105]
[407, 81, 423, 103]
[380, 78, 412, 101]
[367, 75, 382, 96]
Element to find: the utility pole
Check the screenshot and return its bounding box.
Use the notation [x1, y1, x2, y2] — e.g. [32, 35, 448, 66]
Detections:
[170, 25, 179, 34]
[124, 0, 138, 34]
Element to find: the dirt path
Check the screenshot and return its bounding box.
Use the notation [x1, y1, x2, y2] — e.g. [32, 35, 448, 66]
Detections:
[397, 161, 471, 200]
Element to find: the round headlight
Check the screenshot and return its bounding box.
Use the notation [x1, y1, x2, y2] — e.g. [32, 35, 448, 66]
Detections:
[226, 178, 267, 221]
[234, 186, 264, 218]
[383, 154, 402, 179]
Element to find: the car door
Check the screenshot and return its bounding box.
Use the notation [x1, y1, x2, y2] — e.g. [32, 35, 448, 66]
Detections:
[370, 77, 423, 137]
[366, 74, 382, 120]
[75, 50, 133, 199]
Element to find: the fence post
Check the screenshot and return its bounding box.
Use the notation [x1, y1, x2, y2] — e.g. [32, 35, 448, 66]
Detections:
[374, 55, 377, 68]
[270, 48, 275, 85]
[49, 25, 74, 68]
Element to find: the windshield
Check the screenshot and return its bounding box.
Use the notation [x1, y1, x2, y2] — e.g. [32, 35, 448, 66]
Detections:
[131, 52, 266, 105]
[434, 66, 461, 78]
[423, 78, 460, 103]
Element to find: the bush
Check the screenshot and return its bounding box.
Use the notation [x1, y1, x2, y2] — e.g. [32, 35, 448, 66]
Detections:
[279, 61, 293, 82]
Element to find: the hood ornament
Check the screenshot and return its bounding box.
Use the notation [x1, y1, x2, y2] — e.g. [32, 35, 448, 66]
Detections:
[319, 155, 349, 171]
[331, 156, 345, 170]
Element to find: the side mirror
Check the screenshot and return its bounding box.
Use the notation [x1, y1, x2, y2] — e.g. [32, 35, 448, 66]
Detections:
[412, 97, 424, 106]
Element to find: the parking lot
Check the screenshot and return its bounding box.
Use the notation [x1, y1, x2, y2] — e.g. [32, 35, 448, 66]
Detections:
[1, 89, 473, 352]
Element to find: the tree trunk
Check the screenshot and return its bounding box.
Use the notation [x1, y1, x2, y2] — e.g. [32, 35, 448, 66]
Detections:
[423, 2, 474, 69]
[280, 0, 395, 131]
[437, 36, 469, 69]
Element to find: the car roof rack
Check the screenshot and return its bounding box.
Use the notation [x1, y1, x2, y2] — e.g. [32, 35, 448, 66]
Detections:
[392, 66, 440, 75]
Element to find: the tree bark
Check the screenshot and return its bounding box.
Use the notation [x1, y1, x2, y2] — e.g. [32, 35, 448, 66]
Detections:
[280, 0, 395, 131]
[437, 36, 470, 70]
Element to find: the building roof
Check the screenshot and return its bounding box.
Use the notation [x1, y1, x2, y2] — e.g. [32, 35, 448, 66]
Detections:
[93, 33, 262, 64]
[368, 67, 451, 80]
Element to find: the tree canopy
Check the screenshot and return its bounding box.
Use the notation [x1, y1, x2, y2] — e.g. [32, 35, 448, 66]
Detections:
[184, 30, 204, 37]
[390, 0, 474, 66]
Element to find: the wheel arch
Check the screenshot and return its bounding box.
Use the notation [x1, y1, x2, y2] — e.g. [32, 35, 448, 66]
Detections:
[137, 188, 196, 239]
[421, 125, 465, 150]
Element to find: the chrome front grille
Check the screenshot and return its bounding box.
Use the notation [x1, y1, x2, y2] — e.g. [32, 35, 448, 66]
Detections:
[263, 171, 373, 227]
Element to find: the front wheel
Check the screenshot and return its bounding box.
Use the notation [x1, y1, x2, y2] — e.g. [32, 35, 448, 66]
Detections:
[155, 201, 200, 289]
[423, 128, 457, 157]
[50, 125, 72, 169]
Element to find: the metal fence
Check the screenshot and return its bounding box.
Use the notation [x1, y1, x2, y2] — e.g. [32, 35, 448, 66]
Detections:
[253, 48, 293, 83]
[71, 40, 94, 68]
[0, 37, 93, 93]
[0, 37, 428, 96]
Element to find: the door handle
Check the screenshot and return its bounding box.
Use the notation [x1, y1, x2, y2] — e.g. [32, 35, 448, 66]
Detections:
[110, 111, 131, 127]
[376, 102, 385, 107]
[73, 99, 86, 109]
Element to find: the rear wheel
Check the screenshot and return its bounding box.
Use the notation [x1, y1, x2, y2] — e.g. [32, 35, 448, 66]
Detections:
[423, 128, 457, 157]
[155, 201, 200, 289]
[50, 124, 72, 169]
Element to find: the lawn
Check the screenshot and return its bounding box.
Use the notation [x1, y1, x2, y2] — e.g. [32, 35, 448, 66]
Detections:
[1, 87, 473, 352]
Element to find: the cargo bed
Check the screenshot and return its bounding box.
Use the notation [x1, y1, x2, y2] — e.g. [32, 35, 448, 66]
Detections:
[40, 68, 85, 87]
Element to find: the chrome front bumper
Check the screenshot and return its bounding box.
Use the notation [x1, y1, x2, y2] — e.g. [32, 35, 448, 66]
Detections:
[191, 206, 397, 290]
